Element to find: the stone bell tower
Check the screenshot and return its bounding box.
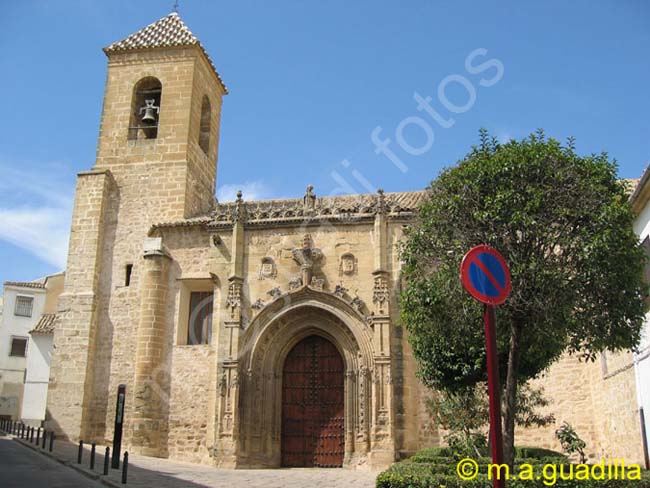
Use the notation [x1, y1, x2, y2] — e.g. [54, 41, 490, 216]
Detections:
[46, 13, 227, 441]
[97, 11, 228, 220]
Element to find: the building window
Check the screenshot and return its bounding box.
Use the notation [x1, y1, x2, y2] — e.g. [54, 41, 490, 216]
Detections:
[188, 291, 213, 345]
[198, 95, 211, 155]
[125, 264, 133, 287]
[14, 296, 34, 317]
[9, 337, 28, 357]
[129, 77, 162, 140]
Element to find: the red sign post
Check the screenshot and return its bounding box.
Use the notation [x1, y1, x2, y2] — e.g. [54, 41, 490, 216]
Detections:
[461, 245, 511, 488]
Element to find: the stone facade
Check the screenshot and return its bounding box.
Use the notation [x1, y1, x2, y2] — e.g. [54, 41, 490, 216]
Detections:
[45, 12, 647, 470]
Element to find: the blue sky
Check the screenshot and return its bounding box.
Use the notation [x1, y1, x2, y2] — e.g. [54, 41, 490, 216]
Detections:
[0, 0, 649, 286]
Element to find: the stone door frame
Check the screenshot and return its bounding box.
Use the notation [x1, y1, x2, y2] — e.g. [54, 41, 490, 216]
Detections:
[234, 288, 375, 467]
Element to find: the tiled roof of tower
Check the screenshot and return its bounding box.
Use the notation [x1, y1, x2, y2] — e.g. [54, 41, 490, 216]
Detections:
[103, 12, 227, 93]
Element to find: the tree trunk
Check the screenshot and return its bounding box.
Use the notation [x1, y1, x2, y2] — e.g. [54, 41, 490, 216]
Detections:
[503, 321, 522, 468]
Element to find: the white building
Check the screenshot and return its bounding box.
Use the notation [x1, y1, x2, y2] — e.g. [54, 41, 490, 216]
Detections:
[631, 166, 650, 469]
[0, 273, 63, 423]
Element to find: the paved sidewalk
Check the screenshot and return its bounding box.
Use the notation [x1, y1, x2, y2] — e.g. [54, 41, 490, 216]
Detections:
[6, 429, 377, 488]
[0, 434, 102, 487]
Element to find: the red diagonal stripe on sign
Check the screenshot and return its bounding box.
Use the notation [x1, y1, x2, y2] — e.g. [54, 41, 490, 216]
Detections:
[469, 254, 505, 295]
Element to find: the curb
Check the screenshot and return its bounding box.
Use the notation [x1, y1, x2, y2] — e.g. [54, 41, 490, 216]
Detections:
[10, 435, 121, 488]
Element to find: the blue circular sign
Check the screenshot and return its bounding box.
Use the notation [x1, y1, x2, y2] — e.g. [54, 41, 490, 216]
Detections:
[460, 245, 511, 306]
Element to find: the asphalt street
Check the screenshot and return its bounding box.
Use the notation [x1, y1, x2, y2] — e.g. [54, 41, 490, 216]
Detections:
[0, 434, 102, 488]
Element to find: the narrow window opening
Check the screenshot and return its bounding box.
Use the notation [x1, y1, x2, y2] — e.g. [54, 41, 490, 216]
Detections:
[125, 264, 133, 287]
[129, 77, 162, 140]
[198, 95, 211, 155]
[188, 291, 213, 345]
[10, 337, 28, 357]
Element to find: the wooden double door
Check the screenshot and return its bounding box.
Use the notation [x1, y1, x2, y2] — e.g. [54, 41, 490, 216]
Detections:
[281, 335, 345, 467]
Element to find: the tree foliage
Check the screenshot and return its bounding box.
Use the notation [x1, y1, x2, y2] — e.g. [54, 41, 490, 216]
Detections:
[428, 384, 554, 458]
[400, 129, 646, 464]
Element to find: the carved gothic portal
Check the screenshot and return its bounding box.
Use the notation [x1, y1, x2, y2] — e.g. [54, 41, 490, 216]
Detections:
[281, 335, 344, 467]
[230, 288, 383, 468]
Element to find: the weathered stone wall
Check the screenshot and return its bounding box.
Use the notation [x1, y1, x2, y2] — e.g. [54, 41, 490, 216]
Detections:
[166, 345, 216, 464]
[48, 44, 225, 446]
[412, 351, 645, 465]
[240, 224, 377, 309]
[587, 351, 644, 463]
[47, 169, 113, 440]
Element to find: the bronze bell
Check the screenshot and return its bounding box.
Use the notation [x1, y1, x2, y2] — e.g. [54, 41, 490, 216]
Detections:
[140, 99, 159, 124]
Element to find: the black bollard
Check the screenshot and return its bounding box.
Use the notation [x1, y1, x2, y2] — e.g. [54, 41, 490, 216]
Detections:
[77, 440, 83, 464]
[29, 427, 33, 443]
[21, 423, 25, 439]
[49, 432, 54, 452]
[36, 427, 40, 445]
[90, 443, 96, 470]
[121, 451, 128, 484]
[103, 447, 110, 475]
[42, 430, 47, 449]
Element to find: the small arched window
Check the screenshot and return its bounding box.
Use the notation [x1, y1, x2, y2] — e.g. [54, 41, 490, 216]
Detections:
[199, 95, 211, 155]
[129, 77, 162, 140]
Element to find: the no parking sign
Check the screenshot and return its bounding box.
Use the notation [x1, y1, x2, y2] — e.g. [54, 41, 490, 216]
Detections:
[460, 244, 511, 306]
[460, 244, 511, 488]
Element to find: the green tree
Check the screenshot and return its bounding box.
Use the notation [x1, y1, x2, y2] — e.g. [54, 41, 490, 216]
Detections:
[428, 384, 554, 459]
[400, 129, 646, 467]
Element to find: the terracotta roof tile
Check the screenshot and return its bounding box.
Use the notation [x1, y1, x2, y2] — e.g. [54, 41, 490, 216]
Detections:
[150, 189, 428, 231]
[103, 12, 227, 94]
[4, 281, 46, 289]
[30, 314, 58, 334]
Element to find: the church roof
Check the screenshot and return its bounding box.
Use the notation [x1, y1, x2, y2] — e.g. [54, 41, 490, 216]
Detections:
[103, 12, 227, 94]
[149, 190, 429, 233]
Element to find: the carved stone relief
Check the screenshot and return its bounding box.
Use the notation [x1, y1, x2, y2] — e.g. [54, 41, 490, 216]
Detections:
[259, 257, 276, 280]
[289, 276, 303, 290]
[339, 253, 356, 276]
[310, 276, 325, 291]
[267, 287, 282, 300]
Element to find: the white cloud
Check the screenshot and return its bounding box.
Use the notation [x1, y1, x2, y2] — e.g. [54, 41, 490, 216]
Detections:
[0, 161, 74, 269]
[217, 181, 277, 202]
[0, 207, 70, 268]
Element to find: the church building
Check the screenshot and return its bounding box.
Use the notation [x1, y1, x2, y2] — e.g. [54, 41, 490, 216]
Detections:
[45, 12, 647, 469]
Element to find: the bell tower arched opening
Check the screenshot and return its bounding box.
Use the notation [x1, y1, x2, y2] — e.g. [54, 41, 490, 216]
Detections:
[128, 76, 162, 140]
[281, 335, 345, 467]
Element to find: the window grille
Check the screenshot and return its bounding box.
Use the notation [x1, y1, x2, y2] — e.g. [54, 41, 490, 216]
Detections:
[14, 296, 33, 317]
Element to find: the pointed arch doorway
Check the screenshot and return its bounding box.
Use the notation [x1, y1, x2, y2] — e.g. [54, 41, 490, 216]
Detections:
[281, 335, 345, 467]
